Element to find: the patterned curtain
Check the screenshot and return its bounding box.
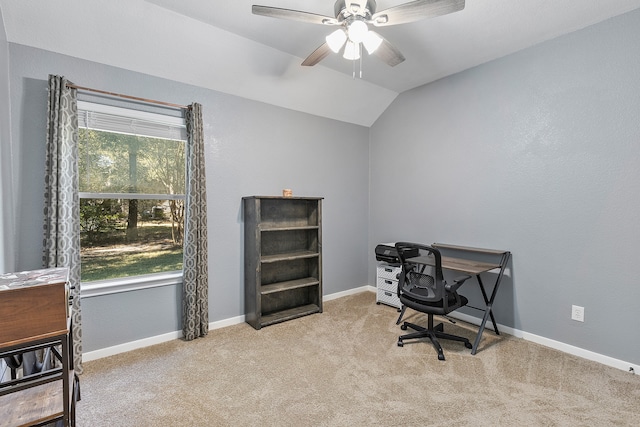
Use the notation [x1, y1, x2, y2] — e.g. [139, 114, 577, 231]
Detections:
[43, 75, 83, 373]
[182, 103, 209, 340]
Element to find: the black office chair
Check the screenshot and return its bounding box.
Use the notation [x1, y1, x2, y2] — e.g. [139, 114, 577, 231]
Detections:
[395, 242, 473, 360]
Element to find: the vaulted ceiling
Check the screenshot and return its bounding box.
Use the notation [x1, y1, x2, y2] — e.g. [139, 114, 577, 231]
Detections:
[2, 0, 640, 126]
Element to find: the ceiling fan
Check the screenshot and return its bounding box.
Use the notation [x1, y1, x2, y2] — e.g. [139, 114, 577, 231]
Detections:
[252, 0, 465, 67]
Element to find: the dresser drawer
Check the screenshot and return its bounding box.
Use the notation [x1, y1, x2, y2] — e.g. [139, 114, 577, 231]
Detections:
[377, 265, 401, 280]
[376, 276, 398, 293]
[377, 287, 400, 308]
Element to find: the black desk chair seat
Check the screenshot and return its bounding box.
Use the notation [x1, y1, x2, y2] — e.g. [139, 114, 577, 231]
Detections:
[395, 242, 473, 361]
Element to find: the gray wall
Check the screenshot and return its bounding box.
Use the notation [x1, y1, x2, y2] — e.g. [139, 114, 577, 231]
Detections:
[369, 10, 640, 364]
[7, 44, 370, 352]
[0, 7, 14, 273]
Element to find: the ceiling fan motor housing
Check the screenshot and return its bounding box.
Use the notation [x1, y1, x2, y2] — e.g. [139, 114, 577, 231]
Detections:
[334, 0, 377, 20]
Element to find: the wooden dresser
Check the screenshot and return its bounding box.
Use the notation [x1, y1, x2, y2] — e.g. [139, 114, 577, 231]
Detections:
[0, 267, 78, 426]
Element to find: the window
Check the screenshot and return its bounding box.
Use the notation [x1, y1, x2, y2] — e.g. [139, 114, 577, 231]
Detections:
[77, 101, 187, 294]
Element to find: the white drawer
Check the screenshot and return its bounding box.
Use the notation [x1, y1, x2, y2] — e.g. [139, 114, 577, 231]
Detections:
[376, 276, 397, 293]
[377, 288, 400, 308]
[377, 264, 401, 280]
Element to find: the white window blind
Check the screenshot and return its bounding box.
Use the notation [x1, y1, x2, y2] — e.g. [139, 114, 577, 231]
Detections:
[77, 101, 187, 141]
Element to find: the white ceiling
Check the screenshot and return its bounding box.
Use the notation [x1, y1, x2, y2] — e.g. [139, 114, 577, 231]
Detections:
[2, 0, 640, 126]
[144, 0, 640, 93]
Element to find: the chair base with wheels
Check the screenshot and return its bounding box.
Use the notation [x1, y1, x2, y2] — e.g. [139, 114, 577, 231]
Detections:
[396, 309, 472, 361]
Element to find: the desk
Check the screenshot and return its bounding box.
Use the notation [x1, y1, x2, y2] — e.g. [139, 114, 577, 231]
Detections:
[408, 243, 511, 355]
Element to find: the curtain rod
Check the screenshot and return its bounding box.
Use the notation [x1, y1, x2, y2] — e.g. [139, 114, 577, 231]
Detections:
[65, 83, 189, 110]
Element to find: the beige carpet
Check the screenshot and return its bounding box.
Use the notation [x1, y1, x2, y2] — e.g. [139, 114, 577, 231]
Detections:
[77, 292, 639, 426]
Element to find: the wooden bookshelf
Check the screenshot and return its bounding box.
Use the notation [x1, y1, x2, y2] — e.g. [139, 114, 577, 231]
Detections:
[243, 196, 323, 329]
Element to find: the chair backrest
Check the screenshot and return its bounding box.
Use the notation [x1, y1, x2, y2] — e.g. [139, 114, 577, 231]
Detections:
[395, 242, 447, 305]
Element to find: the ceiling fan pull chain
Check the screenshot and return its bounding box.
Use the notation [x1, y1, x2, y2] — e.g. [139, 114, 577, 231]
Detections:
[352, 49, 356, 79]
[359, 43, 363, 78]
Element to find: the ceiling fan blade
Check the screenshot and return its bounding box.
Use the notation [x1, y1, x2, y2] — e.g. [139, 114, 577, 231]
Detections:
[301, 43, 332, 66]
[371, 35, 406, 67]
[252, 5, 339, 25]
[371, 0, 464, 27]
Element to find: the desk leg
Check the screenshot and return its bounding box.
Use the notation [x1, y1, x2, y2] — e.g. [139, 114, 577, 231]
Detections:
[471, 289, 500, 354]
[472, 305, 492, 355]
[476, 275, 500, 335]
[471, 252, 510, 355]
[471, 276, 501, 355]
[471, 274, 498, 354]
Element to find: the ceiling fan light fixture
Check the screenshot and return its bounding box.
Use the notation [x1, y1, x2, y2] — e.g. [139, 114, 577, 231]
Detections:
[343, 40, 361, 60]
[347, 20, 368, 44]
[326, 29, 347, 53]
[362, 31, 383, 54]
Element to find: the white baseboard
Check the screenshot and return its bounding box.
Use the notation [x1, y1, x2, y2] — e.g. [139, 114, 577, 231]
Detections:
[520, 331, 638, 374]
[447, 311, 638, 374]
[209, 314, 245, 330]
[83, 330, 183, 362]
[323, 285, 375, 301]
[83, 287, 638, 374]
[83, 287, 372, 362]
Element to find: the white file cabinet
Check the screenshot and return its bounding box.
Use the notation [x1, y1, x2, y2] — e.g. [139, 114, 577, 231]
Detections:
[376, 264, 401, 309]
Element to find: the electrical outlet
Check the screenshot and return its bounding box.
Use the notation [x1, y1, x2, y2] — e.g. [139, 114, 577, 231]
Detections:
[571, 305, 585, 322]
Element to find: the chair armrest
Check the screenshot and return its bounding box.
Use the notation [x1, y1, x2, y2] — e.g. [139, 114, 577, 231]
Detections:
[445, 275, 471, 292]
[396, 265, 415, 280]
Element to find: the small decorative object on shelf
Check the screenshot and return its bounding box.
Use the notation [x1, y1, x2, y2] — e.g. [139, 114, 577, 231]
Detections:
[243, 196, 323, 329]
[282, 188, 293, 197]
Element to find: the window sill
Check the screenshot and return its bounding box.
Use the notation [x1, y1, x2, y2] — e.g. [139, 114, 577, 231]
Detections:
[80, 271, 183, 298]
